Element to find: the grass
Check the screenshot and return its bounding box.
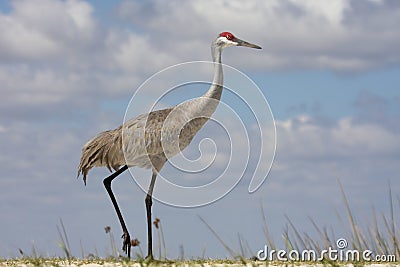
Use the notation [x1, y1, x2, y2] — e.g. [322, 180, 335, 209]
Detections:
[57, 218, 72, 259]
[1, 181, 399, 265]
[198, 180, 399, 263]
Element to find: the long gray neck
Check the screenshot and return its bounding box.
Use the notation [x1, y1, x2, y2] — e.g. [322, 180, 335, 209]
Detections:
[203, 44, 223, 100]
[176, 43, 223, 121]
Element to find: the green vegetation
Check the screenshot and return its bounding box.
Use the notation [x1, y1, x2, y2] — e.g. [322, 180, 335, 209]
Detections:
[1, 181, 398, 266]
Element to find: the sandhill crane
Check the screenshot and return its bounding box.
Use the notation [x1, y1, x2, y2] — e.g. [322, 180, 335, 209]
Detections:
[77, 32, 261, 260]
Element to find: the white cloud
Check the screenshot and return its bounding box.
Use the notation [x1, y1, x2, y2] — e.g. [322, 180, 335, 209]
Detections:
[105, 30, 177, 74]
[287, 0, 350, 26]
[0, 0, 183, 116]
[116, 0, 400, 71]
[0, 0, 97, 61]
[2, 0, 399, 120]
[275, 115, 400, 162]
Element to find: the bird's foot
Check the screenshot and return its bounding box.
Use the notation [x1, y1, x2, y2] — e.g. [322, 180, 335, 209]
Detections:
[121, 232, 131, 258]
[144, 254, 154, 263]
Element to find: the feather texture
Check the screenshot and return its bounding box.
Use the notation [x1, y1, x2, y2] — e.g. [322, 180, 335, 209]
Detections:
[77, 36, 225, 185]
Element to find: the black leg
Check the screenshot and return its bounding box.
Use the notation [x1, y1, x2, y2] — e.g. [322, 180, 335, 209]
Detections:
[103, 165, 131, 258]
[145, 172, 157, 260]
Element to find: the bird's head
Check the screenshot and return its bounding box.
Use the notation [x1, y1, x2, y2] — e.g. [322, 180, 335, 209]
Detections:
[214, 31, 262, 50]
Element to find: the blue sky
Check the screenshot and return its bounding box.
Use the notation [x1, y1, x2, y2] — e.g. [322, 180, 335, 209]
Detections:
[0, 0, 399, 260]
[260, 69, 400, 121]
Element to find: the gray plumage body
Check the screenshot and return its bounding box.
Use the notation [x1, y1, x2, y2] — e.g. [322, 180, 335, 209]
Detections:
[77, 61, 222, 185]
[78, 102, 216, 185]
[76, 32, 261, 260]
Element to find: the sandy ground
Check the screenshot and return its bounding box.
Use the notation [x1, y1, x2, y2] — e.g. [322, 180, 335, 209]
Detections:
[1, 260, 400, 267]
[0, 258, 400, 267]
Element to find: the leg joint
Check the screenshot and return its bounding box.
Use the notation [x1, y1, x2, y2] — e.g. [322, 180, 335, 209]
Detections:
[103, 177, 112, 188]
[145, 194, 152, 207]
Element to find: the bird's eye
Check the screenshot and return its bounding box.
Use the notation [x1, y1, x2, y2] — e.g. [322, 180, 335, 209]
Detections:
[226, 34, 233, 40]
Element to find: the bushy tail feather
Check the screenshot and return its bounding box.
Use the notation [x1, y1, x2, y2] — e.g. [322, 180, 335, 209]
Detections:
[77, 128, 124, 185]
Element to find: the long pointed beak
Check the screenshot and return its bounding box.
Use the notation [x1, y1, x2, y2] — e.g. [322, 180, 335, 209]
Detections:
[237, 38, 262, 49]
